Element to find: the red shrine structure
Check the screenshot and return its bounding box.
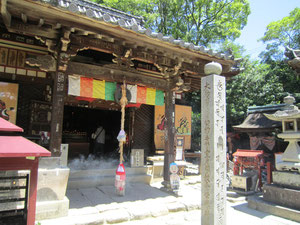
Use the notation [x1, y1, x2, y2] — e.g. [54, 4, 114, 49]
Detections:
[0, 117, 50, 225]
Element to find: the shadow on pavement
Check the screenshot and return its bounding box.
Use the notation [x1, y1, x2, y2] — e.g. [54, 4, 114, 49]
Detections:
[67, 183, 171, 209]
[231, 202, 267, 219]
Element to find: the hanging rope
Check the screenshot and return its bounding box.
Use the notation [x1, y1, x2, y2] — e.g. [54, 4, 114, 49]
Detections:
[118, 80, 128, 164]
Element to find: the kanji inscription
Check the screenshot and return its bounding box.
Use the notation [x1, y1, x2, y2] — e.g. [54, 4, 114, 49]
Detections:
[201, 68, 226, 225]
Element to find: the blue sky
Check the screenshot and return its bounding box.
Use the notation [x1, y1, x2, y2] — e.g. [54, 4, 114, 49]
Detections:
[236, 0, 299, 59]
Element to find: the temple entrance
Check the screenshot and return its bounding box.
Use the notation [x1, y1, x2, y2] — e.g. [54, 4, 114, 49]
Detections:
[62, 105, 124, 160]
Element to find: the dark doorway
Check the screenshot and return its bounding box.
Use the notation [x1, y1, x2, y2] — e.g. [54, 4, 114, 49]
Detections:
[63, 106, 121, 159]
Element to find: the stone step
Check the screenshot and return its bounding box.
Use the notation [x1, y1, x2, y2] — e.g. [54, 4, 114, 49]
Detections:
[263, 184, 300, 210]
[68, 174, 152, 189]
[69, 166, 150, 179]
[248, 195, 300, 223]
[68, 166, 152, 189]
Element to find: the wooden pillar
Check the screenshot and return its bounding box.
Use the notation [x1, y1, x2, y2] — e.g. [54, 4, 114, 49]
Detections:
[49, 30, 71, 156]
[49, 56, 68, 156]
[163, 89, 175, 186]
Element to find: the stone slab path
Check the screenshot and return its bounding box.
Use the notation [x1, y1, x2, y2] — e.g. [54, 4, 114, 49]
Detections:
[39, 176, 298, 225]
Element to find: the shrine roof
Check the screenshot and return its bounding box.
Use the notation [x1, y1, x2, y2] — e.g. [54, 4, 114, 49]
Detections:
[233, 149, 264, 157]
[247, 104, 286, 114]
[0, 117, 50, 158]
[0, 117, 23, 132]
[35, 0, 233, 61]
[233, 112, 281, 132]
[0, 136, 51, 158]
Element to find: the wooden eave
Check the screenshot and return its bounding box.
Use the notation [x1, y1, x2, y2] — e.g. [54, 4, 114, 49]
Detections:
[5, 0, 235, 69]
[1, 0, 241, 93]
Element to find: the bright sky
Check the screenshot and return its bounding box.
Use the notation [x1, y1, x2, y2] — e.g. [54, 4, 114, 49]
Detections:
[236, 0, 299, 59]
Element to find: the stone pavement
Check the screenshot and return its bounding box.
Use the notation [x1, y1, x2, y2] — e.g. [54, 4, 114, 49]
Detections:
[39, 176, 299, 225]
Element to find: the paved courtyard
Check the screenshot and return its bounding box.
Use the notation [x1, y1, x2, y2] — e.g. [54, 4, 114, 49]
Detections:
[39, 176, 299, 225]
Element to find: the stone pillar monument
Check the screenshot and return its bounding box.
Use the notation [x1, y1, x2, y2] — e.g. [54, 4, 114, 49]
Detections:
[201, 62, 227, 225]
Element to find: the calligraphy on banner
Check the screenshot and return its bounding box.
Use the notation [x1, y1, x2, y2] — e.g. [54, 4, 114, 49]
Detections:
[154, 105, 191, 150]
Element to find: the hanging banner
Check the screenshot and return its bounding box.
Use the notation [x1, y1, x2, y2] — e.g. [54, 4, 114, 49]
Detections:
[0, 82, 19, 124]
[68, 75, 116, 101]
[154, 105, 192, 150]
[154, 105, 166, 150]
[68, 75, 164, 106]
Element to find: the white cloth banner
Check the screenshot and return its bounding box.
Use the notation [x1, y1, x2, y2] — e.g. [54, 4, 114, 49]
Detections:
[68, 75, 81, 96]
[127, 84, 137, 103]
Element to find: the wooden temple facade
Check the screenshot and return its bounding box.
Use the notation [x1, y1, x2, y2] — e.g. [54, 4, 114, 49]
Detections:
[0, 0, 239, 184]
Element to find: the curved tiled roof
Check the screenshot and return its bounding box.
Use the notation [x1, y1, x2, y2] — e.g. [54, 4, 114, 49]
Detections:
[38, 0, 234, 61]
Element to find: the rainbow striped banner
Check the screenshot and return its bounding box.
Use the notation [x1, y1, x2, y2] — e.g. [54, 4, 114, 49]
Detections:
[68, 75, 164, 105]
[68, 75, 116, 101]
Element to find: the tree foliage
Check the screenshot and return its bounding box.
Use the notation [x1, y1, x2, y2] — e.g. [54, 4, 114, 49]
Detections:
[92, 0, 250, 46]
[259, 7, 300, 62]
[226, 59, 300, 129]
[227, 7, 300, 129]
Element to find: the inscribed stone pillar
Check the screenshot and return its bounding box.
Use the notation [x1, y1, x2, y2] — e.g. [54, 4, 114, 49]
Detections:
[201, 62, 227, 225]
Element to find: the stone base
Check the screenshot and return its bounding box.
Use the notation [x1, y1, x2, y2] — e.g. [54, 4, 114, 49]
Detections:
[273, 171, 300, 189]
[263, 184, 300, 210]
[248, 195, 300, 223]
[37, 167, 70, 201]
[275, 154, 300, 172]
[36, 196, 69, 220]
[36, 157, 70, 220]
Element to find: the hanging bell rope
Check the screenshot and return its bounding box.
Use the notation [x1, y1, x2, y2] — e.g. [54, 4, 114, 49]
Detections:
[118, 80, 128, 164]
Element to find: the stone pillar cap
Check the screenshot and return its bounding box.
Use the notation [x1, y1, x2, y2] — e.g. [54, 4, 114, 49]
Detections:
[204, 61, 222, 75]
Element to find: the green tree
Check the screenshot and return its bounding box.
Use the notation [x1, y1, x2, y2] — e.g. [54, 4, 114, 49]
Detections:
[92, 0, 250, 46]
[259, 7, 300, 62]
[226, 61, 284, 128]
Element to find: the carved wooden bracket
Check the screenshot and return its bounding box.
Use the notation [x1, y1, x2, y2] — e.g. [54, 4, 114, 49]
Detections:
[26, 55, 56, 72]
[112, 49, 134, 68]
[61, 29, 71, 52]
[58, 52, 71, 72]
[154, 59, 183, 79]
[171, 76, 191, 92]
[0, 0, 11, 27]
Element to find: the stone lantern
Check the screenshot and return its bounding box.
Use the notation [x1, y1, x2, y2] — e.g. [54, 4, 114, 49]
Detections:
[255, 95, 300, 218]
[264, 95, 300, 171]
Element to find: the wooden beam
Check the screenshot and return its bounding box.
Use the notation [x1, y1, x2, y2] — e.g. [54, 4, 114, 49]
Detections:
[8, 19, 58, 39]
[0, 72, 52, 85]
[70, 35, 123, 55]
[0, 0, 11, 27]
[21, 13, 27, 23]
[67, 61, 168, 90]
[38, 18, 44, 28]
[76, 30, 90, 36]
[89, 33, 103, 39]
[53, 23, 61, 29]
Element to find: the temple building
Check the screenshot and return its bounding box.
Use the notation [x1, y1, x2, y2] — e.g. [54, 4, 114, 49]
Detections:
[0, 0, 240, 221]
